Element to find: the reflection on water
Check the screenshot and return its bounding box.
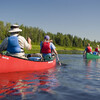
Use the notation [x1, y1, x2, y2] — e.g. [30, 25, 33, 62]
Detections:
[57, 54, 100, 100]
[0, 68, 59, 99]
[83, 58, 100, 94]
[1, 54, 100, 100]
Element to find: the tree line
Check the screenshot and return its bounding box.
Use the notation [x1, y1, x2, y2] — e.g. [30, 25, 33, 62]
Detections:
[0, 20, 100, 49]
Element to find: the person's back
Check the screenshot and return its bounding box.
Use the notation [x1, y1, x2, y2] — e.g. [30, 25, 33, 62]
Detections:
[40, 35, 57, 61]
[95, 45, 99, 52]
[7, 35, 21, 53]
[86, 46, 92, 53]
[0, 24, 32, 58]
[93, 45, 100, 55]
[83, 43, 92, 56]
[41, 41, 51, 54]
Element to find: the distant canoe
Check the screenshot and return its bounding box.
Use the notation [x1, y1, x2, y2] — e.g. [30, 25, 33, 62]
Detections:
[0, 54, 56, 73]
[83, 53, 100, 59]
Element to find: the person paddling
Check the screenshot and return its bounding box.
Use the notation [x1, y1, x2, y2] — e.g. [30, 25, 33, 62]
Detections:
[83, 43, 92, 58]
[40, 35, 61, 65]
[83, 43, 92, 54]
[95, 45, 100, 52]
[0, 24, 32, 58]
[93, 45, 100, 55]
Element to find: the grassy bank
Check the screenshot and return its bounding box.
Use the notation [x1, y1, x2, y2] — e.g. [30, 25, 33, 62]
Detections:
[0, 41, 84, 54]
[25, 45, 84, 54]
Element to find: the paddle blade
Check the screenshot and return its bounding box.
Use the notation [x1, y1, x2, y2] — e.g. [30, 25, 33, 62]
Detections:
[61, 63, 67, 66]
[58, 61, 61, 66]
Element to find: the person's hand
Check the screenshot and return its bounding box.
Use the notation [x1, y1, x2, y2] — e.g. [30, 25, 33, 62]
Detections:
[50, 40, 53, 42]
[27, 37, 32, 50]
[28, 37, 31, 44]
[58, 60, 61, 66]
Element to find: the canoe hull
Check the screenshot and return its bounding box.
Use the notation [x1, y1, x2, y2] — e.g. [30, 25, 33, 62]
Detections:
[0, 54, 56, 73]
[84, 53, 100, 59]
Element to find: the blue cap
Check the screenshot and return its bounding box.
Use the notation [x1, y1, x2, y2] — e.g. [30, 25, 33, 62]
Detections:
[44, 35, 50, 40]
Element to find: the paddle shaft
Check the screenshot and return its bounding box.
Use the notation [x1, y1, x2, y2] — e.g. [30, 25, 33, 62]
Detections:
[56, 54, 61, 66]
[56, 54, 68, 66]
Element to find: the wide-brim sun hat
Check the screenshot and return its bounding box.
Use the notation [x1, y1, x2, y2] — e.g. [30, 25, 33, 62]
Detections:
[44, 35, 50, 40]
[8, 24, 22, 33]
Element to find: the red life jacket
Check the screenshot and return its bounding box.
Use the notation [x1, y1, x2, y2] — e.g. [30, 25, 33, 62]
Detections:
[41, 42, 51, 54]
[95, 48, 98, 52]
[87, 46, 92, 53]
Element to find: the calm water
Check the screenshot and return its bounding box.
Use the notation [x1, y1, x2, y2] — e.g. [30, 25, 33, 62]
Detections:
[0, 54, 100, 100]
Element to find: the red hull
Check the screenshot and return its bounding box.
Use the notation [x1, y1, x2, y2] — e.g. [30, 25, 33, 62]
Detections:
[0, 54, 56, 73]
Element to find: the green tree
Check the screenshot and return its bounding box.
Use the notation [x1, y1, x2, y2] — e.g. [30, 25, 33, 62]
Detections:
[67, 34, 73, 47]
[0, 21, 4, 40]
[73, 36, 78, 47]
[78, 38, 83, 47]
[63, 35, 70, 46]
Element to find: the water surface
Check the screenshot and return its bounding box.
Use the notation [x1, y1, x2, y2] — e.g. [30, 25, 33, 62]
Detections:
[0, 54, 100, 100]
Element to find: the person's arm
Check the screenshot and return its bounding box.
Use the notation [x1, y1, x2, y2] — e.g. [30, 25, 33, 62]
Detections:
[83, 50, 86, 55]
[18, 36, 32, 50]
[50, 43, 61, 65]
[50, 43, 59, 56]
[27, 37, 32, 50]
[53, 49, 58, 55]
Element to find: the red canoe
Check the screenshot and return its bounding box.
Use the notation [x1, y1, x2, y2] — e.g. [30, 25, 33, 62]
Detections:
[0, 54, 56, 73]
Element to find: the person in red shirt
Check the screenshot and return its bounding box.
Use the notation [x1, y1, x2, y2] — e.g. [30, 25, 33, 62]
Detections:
[40, 35, 61, 65]
[85, 43, 92, 53]
[83, 43, 92, 58]
[95, 45, 99, 52]
[40, 35, 58, 58]
[83, 43, 92, 55]
[93, 45, 100, 55]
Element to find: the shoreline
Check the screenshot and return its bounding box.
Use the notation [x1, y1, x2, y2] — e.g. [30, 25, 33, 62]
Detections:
[25, 45, 84, 54]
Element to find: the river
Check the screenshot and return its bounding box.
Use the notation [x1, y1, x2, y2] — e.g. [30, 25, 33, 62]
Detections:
[0, 54, 100, 100]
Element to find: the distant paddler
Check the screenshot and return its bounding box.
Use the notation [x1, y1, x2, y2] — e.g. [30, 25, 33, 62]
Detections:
[83, 43, 92, 58]
[93, 45, 100, 55]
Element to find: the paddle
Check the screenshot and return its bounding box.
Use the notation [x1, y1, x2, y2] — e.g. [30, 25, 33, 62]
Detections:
[56, 54, 67, 66]
[56, 54, 61, 66]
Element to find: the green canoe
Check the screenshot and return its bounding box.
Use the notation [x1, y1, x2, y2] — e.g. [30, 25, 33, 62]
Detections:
[84, 53, 100, 59]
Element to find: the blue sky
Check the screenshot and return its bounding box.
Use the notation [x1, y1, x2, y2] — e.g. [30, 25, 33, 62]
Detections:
[0, 0, 100, 41]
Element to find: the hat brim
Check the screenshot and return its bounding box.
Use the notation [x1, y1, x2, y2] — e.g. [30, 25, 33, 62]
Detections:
[8, 28, 22, 33]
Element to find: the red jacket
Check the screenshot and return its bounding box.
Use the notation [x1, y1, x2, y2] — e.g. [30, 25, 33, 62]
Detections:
[41, 42, 51, 54]
[87, 46, 92, 53]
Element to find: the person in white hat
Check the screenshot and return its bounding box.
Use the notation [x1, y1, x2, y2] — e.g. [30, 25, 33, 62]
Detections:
[0, 24, 32, 58]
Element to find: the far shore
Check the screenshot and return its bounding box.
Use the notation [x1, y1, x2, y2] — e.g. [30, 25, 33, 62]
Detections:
[25, 45, 84, 54]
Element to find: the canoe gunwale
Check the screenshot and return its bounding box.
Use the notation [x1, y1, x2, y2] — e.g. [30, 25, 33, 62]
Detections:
[0, 53, 56, 62]
[84, 53, 100, 59]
